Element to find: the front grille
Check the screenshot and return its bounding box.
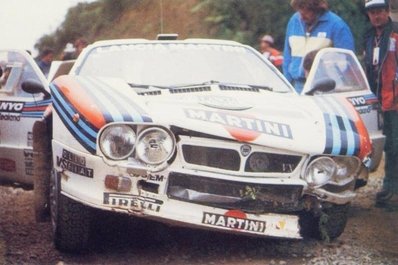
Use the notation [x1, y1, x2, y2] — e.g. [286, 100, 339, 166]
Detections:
[167, 173, 303, 213]
[182, 145, 240, 171]
[181, 144, 301, 174]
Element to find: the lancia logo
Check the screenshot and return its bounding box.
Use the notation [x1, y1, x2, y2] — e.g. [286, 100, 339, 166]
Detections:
[240, 145, 252, 157]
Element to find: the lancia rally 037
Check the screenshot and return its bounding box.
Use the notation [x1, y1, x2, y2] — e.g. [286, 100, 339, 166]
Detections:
[0, 39, 384, 252]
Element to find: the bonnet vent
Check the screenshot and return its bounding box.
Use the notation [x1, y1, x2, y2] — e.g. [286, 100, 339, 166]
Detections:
[219, 85, 260, 92]
[137, 90, 162, 96]
[169, 86, 212, 94]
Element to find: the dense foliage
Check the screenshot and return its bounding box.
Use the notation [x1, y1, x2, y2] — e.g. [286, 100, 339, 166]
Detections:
[35, 0, 369, 55]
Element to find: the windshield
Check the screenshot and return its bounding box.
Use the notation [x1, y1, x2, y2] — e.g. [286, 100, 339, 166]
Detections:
[0, 50, 43, 97]
[307, 51, 368, 93]
[77, 43, 292, 93]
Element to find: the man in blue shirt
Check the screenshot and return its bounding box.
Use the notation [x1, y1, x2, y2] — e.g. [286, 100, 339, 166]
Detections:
[283, 0, 355, 93]
[37, 48, 54, 78]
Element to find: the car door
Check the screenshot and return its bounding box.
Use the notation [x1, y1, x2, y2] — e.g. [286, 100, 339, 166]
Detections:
[302, 48, 384, 171]
[0, 50, 51, 185]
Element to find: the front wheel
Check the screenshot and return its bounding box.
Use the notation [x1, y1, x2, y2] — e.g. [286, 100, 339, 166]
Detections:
[300, 204, 349, 241]
[50, 172, 91, 252]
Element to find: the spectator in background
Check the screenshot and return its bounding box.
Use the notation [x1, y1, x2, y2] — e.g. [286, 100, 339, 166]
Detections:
[61, 43, 76, 61]
[363, 0, 398, 205]
[283, 0, 355, 93]
[259, 35, 283, 70]
[302, 49, 319, 78]
[37, 48, 54, 77]
[74, 38, 88, 58]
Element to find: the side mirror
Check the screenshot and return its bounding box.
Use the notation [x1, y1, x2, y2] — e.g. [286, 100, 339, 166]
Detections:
[21, 79, 51, 99]
[305, 78, 336, 96]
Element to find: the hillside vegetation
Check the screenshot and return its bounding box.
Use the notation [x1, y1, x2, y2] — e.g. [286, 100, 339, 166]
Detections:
[35, 0, 368, 56]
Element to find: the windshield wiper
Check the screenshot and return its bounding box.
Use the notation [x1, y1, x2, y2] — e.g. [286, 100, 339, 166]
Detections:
[171, 80, 222, 88]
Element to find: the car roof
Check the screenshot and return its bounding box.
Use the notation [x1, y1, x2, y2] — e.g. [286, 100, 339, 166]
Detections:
[90, 38, 243, 48]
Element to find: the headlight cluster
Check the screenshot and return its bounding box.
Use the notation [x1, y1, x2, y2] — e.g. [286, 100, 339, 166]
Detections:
[99, 125, 175, 165]
[304, 156, 360, 187]
[100, 125, 136, 160]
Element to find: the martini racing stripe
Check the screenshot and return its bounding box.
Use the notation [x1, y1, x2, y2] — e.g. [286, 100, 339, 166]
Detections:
[51, 84, 98, 153]
[84, 77, 138, 122]
[94, 77, 150, 122]
[323, 97, 360, 156]
[76, 77, 118, 123]
[363, 93, 378, 105]
[76, 77, 145, 123]
[315, 97, 360, 156]
[21, 99, 52, 118]
[51, 85, 98, 138]
[315, 97, 342, 155]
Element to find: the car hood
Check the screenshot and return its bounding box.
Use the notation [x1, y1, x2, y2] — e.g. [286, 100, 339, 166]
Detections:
[51, 76, 371, 158]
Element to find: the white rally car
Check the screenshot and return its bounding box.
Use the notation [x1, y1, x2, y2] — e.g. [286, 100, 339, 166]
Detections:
[0, 39, 384, 252]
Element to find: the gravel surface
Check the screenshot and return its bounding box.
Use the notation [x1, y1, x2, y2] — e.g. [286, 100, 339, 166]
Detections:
[0, 166, 397, 265]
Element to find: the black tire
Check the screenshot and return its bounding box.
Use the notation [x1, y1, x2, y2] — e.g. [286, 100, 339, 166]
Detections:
[50, 172, 91, 253]
[33, 120, 52, 222]
[300, 204, 349, 241]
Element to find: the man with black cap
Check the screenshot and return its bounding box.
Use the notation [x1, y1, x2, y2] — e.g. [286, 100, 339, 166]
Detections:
[364, 0, 398, 205]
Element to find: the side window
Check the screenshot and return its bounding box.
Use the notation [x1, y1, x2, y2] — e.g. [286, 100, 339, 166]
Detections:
[311, 52, 368, 93]
[0, 51, 42, 98]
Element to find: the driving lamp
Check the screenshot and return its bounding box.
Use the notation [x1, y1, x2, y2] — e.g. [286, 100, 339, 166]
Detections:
[248, 153, 270, 172]
[100, 125, 136, 160]
[136, 127, 175, 165]
[304, 157, 337, 187]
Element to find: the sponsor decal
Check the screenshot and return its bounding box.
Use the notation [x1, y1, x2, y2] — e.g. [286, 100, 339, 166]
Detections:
[0, 113, 21, 121]
[0, 101, 24, 113]
[147, 174, 165, 182]
[56, 149, 94, 178]
[27, 132, 33, 147]
[103, 193, 163, 212]
[0, 158, 16, 172]
[185, 109, 293, 140]
[23, 149, 34, 176]
[347, 95, 378, 115]
[240, 145, 252, 157]
[202, 210, 266, 233]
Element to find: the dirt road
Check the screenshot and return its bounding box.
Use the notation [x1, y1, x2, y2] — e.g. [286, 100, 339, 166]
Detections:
[1, 168, 397, 265]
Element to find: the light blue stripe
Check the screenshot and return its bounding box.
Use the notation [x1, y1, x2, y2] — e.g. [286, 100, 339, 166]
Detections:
[87, 77, 144, 122]
[53, 99, 96, 150]
[77, 77, 125, 122]
[325, 97, 356, 156]
[50, 85, 98, 138]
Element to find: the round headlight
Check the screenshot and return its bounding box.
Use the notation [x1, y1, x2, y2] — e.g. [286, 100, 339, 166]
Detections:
[304, 157, 336, 187]
[136, 127, 175, 165]
[100, 125, 136, 160]
[248, 153, 270, 172]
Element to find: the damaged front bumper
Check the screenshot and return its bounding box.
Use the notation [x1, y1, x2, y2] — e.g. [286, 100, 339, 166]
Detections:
[54, 140, 365, 240]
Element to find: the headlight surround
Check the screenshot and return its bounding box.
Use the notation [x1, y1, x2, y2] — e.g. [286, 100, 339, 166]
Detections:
[99, 125, 136, 160]
[304, 157, 337, 187]
[136, 127, 175, 165]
